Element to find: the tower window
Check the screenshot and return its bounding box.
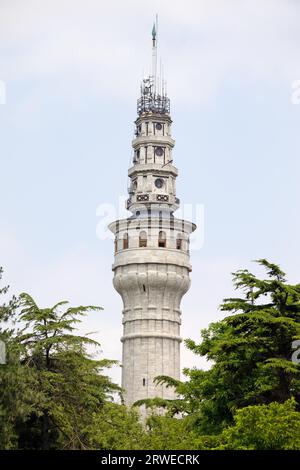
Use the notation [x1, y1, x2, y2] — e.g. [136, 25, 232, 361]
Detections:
[155, 178, 164, 189]
[114, 238, 118, 253]
[158, 231, 166, 248]
[142, 378, 146, 386]
[176, 236, 182, 250]
[139, 230, 147, 248]
[123, 232, 129, 250]
[156, 122, 162, 131]
[155, 146, 164, 157]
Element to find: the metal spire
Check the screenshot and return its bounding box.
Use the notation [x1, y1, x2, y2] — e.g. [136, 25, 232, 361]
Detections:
[152, 15, 158, 95]
[137, 16, 170, 115]
[152, 22, 156, 46]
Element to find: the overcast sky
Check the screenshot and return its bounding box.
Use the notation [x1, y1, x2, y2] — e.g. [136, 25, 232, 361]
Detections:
[1, 0, 300, 384]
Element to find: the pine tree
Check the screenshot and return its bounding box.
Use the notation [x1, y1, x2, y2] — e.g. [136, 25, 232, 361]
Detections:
[218, 399, 300, 450]
[0, 268, 33, 449]
[15, 293, 120, 449]
[138, 260, 300, 434]
[0, 280, 120, 449]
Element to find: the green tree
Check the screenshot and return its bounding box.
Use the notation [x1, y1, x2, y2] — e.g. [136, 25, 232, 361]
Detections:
[0, 287, 120, 449]
[143, 414, 202, 450]
[139, 400, 300, 450]
[16, 293, 120, 449]
[218, 399, 300, 450]
[0, 268, 34, 449]
[86, 403, 146, 450]
[3, 260, 300, 450]
[140, 260, 300, 435]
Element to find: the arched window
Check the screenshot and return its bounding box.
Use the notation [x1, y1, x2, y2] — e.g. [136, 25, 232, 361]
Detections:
[139, 230, 147, 248]
[158, 231, 166, 248]
[123, 232, 129, 250]
[176, 235, 182, 250]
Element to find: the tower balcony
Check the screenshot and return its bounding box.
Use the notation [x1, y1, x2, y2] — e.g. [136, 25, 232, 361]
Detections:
[128, 163, 178, 178]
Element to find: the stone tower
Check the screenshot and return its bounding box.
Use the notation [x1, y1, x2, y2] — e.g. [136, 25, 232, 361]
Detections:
[109, 23, 196, 406]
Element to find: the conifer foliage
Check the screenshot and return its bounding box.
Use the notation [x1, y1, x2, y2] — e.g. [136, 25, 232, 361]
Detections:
[1, 260, 300, 450]
[0, 275, 119, 449]
[140, 260, 300, 434]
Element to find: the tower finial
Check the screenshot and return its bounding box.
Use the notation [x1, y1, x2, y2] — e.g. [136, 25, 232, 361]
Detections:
[152, 22, 156, 47]
[152, 15, 158, 95]
[137, 17, 170, 115]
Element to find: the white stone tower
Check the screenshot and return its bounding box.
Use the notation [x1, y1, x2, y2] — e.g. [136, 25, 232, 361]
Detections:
[109, 22, 196, 406]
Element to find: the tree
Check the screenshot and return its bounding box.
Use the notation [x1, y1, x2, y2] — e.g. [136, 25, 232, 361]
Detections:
[139, 260, 300, 435]
[85, 403, 146, 450]
[1, 289, 120, 449]
[0, 268, 34, 449]
[143, 414, 202, 450]
[3, 260, 300, 450]
[218, 399, 300, 450]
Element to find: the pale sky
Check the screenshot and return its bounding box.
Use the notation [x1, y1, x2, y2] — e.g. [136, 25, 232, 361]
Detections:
[1, 0, 300, 384]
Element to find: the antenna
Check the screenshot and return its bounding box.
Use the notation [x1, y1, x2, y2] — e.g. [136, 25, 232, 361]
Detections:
[137, 17, 170, 115]
[159, 59, 162, 96]
[156, 14, 159, 95]
[152, 14, 158, 95]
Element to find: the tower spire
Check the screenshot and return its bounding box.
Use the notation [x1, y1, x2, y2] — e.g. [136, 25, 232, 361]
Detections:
[152, 15, 158, 95]
[137, 15, 170, 115]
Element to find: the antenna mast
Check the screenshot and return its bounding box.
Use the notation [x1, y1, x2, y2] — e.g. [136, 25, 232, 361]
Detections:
[137, 16, 170, 115]
[152, 14, 158, 95]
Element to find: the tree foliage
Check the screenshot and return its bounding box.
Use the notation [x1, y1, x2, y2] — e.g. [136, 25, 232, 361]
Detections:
[0, 268, 32, 449]
[1, 260, 300, 450]
[0, 272, 121, 449]
[138, 260, 300, 436]
[218, 399, 300, 450]
[85, 403, 146, 450]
